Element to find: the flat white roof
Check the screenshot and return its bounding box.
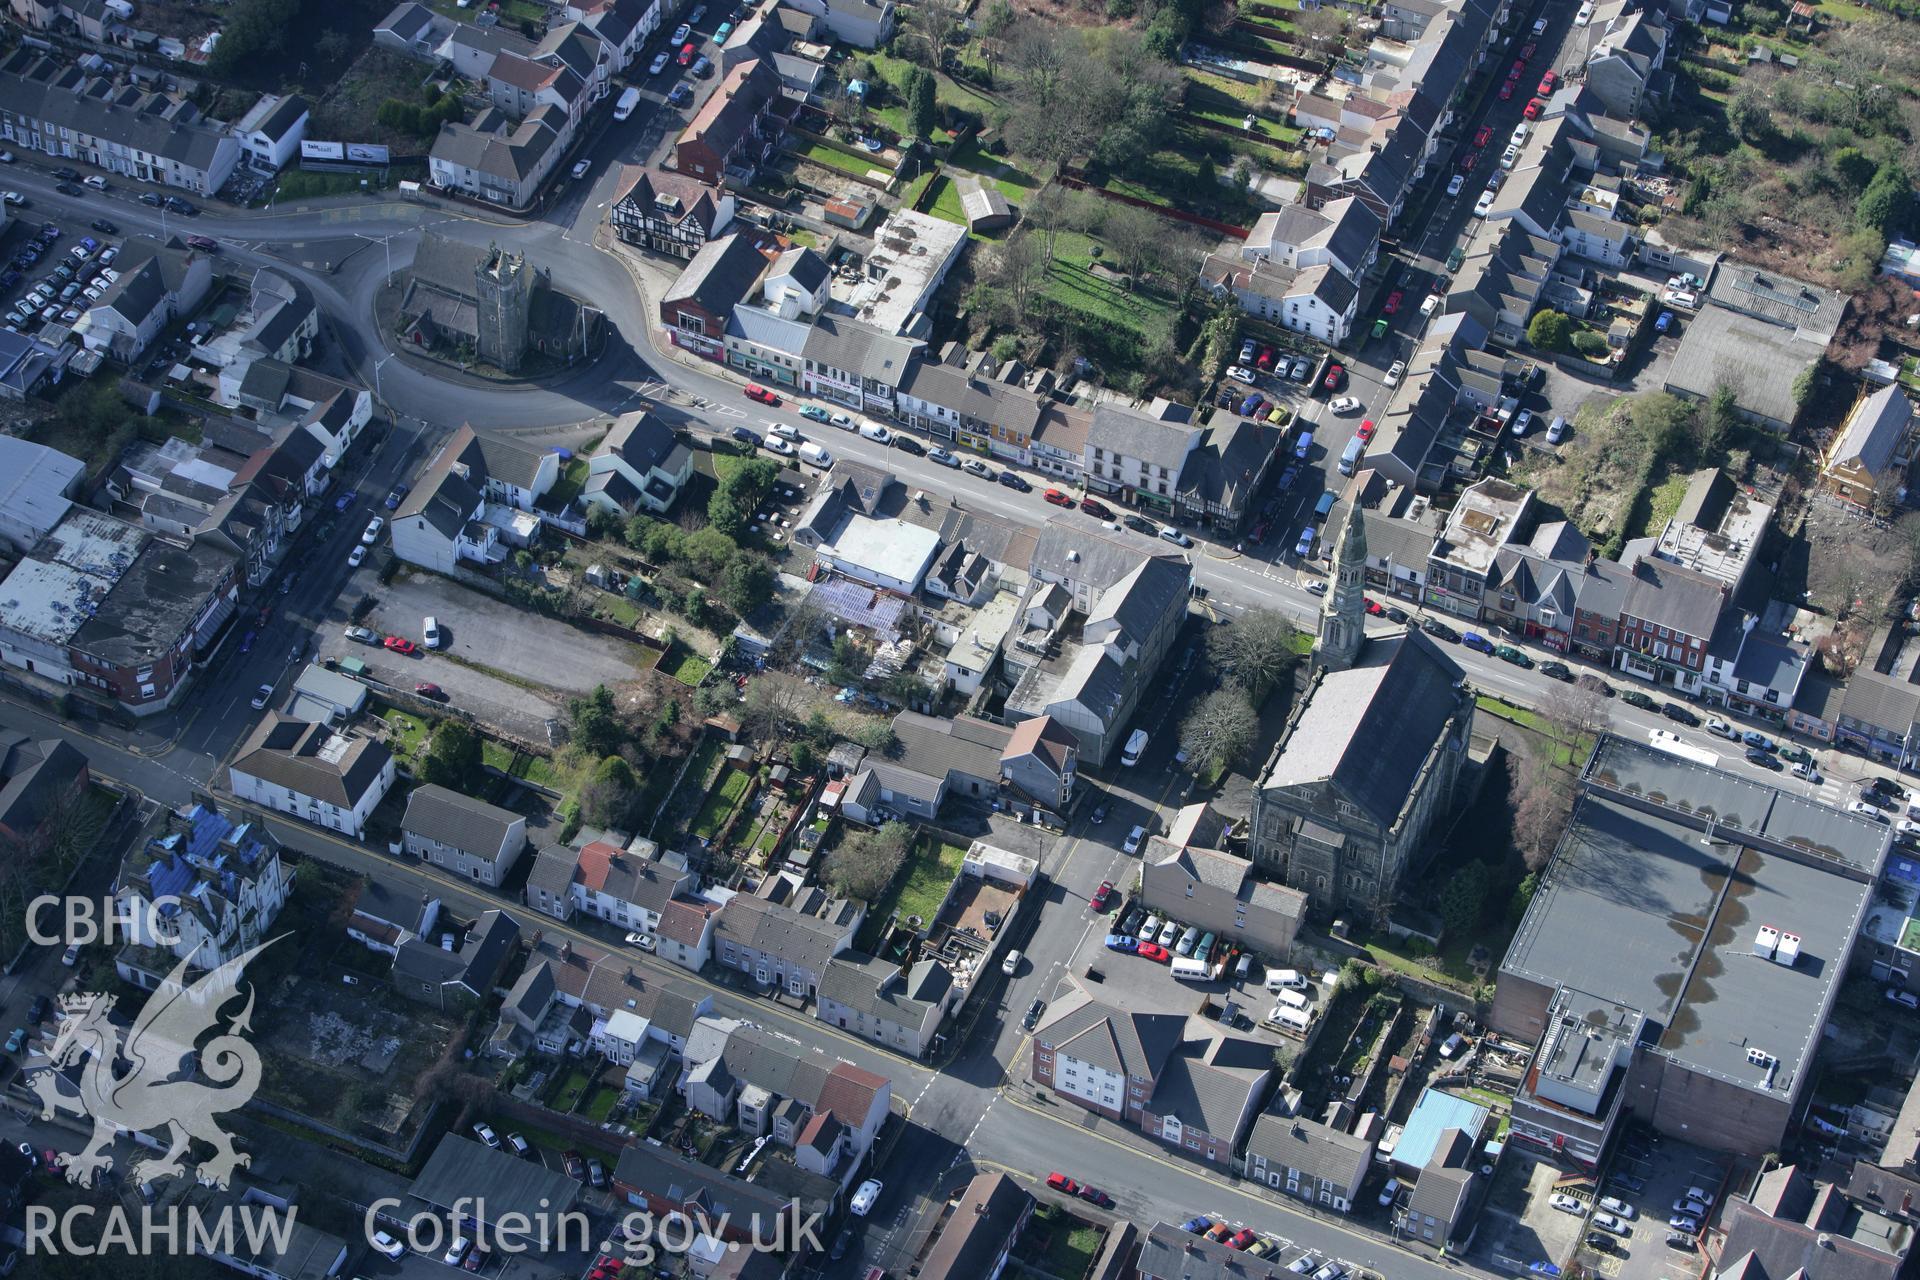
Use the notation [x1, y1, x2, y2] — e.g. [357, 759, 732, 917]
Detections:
[840, 209, 967, 335]
[822, 513, 941, 589]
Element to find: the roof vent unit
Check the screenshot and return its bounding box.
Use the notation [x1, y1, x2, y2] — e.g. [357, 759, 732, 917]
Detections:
[1753, 924, 1780, 959]
[1773, 932, 1801, 967]
[1746, 1046, 1775, 1067]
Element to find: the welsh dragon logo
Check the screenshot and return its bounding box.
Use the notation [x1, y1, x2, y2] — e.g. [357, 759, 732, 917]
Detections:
[27, 940, 273, 1190]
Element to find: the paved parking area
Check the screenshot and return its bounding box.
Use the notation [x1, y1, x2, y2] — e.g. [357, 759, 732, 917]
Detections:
[1473, 1149, 1591, 1272]
[321, 563, 657, 738]
[0, 210, 126, 335]
[1599, 1132, 1729, 1280]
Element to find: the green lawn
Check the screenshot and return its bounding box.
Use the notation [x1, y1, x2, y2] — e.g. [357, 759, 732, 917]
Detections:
[691, 767, 753, 841]
[1040, 230, 1184, 340]
[662, 645, 712, 686]
[871, 838, 967, 931]
[924, 175, 968, 226]
[796, 140, 889, 181]
[550, 1066, 593, 1114]
[865, 51, 995, 117]
[580, 1083, 621, 1123]
[480, 741, 565, 792]
[379, 705, 431, 761]
[1632, 471, 1691, 545]
[548, 457, 590, 508]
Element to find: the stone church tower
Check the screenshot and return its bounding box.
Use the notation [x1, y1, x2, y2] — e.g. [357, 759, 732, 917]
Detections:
[474, 242, 533, 373]
[1313, 501, 1367, 672]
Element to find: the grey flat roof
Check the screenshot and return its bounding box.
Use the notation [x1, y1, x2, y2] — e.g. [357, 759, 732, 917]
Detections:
[1503, 737, 1881, 1100]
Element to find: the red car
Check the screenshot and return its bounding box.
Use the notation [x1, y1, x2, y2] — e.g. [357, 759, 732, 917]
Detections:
[1456, 151, 1478, 173]
[1507, 60, 1525, 80]
[1538, 70, 1558, 95]
[383, 635, 417, 654]
[1090, 881, 1114, 911]
[1365, 599, 1385, 616]
[1081, 1186, 1115, 1209]
[1206, 1223, 1234, 1242]
[415, 682, 446, 700]
[1524, 97, 1545, 119]
[744, 383, 780, 406]
[1228, 1229, 1257, 1250]
[1358, 418, 1377, 441]
[1081, 496, 1114, 520]
[1043, 487, 1075, 508]
[678, 40, 696, 63]
[1046, 1172, 1079, 1194]
[1323, 363, 1344, 390]
[1519, 40, 1537, 57]
[1474, 124, 1494, 147]
[1137, 942, 1171, 962]
[563, 1150, 587, 1179]
[1499, 81, 1516, 100]
[1255, 345, 1275, 369]
[1382, 290, 1404, 315]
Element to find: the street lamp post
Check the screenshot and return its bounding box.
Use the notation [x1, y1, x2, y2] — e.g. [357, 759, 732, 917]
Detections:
[354, 230, 403, 289]
[372, 352, 395, 410]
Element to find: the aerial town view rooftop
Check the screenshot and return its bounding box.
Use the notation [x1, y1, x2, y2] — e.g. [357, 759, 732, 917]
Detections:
[0, 0, 1919, 1274]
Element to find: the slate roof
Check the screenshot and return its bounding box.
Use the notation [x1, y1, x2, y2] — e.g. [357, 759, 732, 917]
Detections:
[919, 1174, 1035, 1280]
[664, 233, 771, 318]
[800, 311, 919, 387]
[601, 410, 681, 476]
[1088, 402, 1194, 471]
[1137, 1222, 1290, 1280]
[377, 1, 437, 43]
[1832, 384, 1914, 478]
[819, 952, 951, 1026]
[712, 891, 851, 973]
[411, 1132, 579, 1225]
[1247, 1111, 1375, 1190]
[1261, 630, 1466, 826]
[612, 1141, 826, 1224]
[0, 733, 86, 835]
[402, 784, 519, 857]
[1031, 519, 1168, 593]
[770, 246, 829, 295]
[1003, 716, 1078, 773]
[231, 715, 391, 809]
[612, 166, 727, 236]
[0, 49, 231, 175]
[1034, 987, 1185, 1081]
[576, 839, 686, 914]
[1620, 555, 1724, 638]
[1838, 670, 1920, 734]
[896, 358, 1045, 434]
[1148, 1030, 1270, 1139]
[893, 711, 1011, 785]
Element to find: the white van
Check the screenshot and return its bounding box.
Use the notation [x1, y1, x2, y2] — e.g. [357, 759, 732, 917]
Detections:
[1121, 728, 1149, 766]
[858, 419, 892, 443]
[797, 441, 834, 469]
[1272, 1005, 1312, 1034]
[1338, 435, 1365, 476]
[1275, 988, 1309, 1011]
[1170, 957, 1209, 982]
[613, 87, 641, 120]
[1266, 968, 1306, 992]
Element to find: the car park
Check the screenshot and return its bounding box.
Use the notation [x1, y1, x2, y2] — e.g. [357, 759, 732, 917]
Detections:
[691, 55, 711, 75]
[1105, 933, 1137, 952]
[1549, 1193, 1584, 1215]
[1669, 1214, 1699, 1232]
[1227, 364, 1258, 384]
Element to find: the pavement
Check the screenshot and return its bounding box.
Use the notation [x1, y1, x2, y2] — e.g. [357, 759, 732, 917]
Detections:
[0, 16, 1903, 1277]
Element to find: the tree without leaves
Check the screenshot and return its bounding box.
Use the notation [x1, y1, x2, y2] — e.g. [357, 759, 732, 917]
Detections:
[1293, 6, 1346, 55]
[1025, 182, 1069, 265]
[988, 230, 1046, 325]
[904, 0, 966, 69]
[1102, 202, 1165, 290]
[739, 673, 810, 744]
[1206, 608, 1301, 703]
[1511, 767, 1573, 870]
[1535, 682, 1610, 773]
[1179, 687, 1258, 777]
[823, 821, 914, 902]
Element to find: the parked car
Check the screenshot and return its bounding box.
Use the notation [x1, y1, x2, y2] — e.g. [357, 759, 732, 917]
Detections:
[1081, 497, 1114, 520]
[1661, 702, 1700, 726]
[1621, 689, 1658, 710]
[249, 683, 274, 710]
[1598, 1197, 1636, 1219]
[1422, 617, 1461, 643]
[998, 470, 1031, 492]
[1462, 632, 1496, 654]
[1540, 661, 1572, 681]
[1123, 824, 1147, 854]
[1043, 487, 1075, 507]
[928, 447, 960, 468]
[1549, 1193, 1584, 1215]
[1023, 998, 1045, 1030]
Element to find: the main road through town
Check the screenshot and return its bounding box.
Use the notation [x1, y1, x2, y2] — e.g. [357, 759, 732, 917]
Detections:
[0, 135, 1865, 1279]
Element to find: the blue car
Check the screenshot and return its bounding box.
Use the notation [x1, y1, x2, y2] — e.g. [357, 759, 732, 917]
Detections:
[799, 405, 831, 423]
[333, 489, 358, 512]
[1239, 394, 1263, 416]
[1655, 310, 1674, 333]
[1180, 1216, 1211, 1235]
[731, 425, 762, 446]
[239, 629, 257, 654]
[668, 83, 692, 107]
[1462, 632, 1496, 654]
[1104, 934, 1138, 953]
